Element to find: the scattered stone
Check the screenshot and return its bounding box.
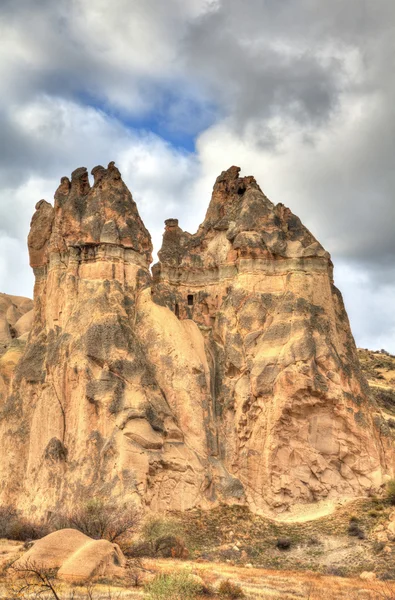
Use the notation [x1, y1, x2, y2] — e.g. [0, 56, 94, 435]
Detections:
[360, 572, 376, 581]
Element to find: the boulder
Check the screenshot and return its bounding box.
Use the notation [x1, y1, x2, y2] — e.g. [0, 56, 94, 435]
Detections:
[13, 529, 125, 583]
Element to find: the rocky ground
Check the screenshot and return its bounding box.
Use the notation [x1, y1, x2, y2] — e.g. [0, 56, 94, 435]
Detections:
[2, 495, 395, 598]
[1, 550, 394, 599]
[170, 498, 395, 579]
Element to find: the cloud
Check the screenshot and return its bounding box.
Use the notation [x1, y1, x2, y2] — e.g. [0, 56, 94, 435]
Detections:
[0, 0, 394, 351]
[0, 96, 201, 294]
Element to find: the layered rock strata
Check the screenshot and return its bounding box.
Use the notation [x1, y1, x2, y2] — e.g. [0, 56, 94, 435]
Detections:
[0, 163, 392, 517]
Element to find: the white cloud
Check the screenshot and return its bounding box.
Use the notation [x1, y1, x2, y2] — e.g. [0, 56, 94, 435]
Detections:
[0, 96, 202, 293]
[0, 0, 394, 352]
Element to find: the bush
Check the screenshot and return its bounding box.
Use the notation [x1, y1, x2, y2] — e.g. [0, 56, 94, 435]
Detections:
[387, 479, 395, 505]
[348, 519, 365, 539]
[126, 540, 154, 558]
[142, 516, 181, 542]
[0, 505, 50, 541]
[307, 536, 321, 546]
[154, 535, 188, 559]
[276, 537, 291, 550]
[0, 505, 17, 538]
[126, 558, 144, 587]
[145, 571, 202, 600]
[56, 498, 140, 543]
[218, 580, 245, 599]
[379, 570, 395, 581]
[326, 565, 348, 577]
[141, 516, 188, 558]
[373, 541, 386, 553]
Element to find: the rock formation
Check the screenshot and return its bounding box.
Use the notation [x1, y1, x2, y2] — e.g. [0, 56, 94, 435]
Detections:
[0, 293, 33, 406]
[0, 163, 393, 518]
[14, 529, 125, 583]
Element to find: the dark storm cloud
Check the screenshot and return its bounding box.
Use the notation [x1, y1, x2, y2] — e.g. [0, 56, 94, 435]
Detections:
[180, 0, 395, 285]
[184, 8, 342, 128]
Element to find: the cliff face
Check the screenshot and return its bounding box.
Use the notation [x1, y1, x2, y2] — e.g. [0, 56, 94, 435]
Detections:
[0, 163, 392, 517]
[152, 166, 393, 512]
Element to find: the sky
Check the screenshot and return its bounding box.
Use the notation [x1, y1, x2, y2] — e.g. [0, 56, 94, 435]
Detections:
[0, 0, 394, 352]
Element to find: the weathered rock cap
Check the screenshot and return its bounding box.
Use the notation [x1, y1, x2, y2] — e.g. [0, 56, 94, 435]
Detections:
[34, 161, 153, 262]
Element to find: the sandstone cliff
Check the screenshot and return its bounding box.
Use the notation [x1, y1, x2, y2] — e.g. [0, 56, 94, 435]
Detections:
[0, 163, 392, 518]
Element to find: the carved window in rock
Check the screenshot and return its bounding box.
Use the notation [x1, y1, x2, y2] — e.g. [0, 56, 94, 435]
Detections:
[187, 294, 194, 306]
[175, 303, 180, 318]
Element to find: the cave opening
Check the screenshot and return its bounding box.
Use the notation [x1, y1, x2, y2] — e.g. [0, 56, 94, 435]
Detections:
[187, 294, 194, 306]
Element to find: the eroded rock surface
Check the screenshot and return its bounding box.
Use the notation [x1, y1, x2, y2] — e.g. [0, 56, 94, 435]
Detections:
[0, 293, 33, 405]
[0, 163, 393, 517]
[14, 529, 125, 583]
[152, 166, 394, 512]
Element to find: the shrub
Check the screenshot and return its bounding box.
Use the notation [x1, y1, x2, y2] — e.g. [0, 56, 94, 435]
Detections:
[307, 536, 320, 546]
[142, 516, 180, 542]
[145, 571, 202, 600]
[276, 537, 291, 550]
[368, 510, 379, 518]
[126, 558, 144, 587]
[141, 516, 188, 557]
[326, 565, 348, 577]
[348, 519, 365, 539]
[154, 535, 188, 559]
[379, 570, 395, 581]
[218, 579, 245, 599]
[126, 540, 154, 558]
[387, 479, 395, 505]
[0, 505, 50, 541]
[56, 498, 140, 543]
[373, 541, 386, 553]
[0, 505, 17, 538]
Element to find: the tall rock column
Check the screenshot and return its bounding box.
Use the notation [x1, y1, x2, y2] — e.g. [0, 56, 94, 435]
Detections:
[153, 166, 393, 514]
[0, 163, 211, 515]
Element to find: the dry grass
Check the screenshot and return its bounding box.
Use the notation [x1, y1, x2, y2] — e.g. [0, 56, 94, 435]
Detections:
[167, 499, 395, 578]
[144, 559, 395, 599]
[0, 548, 394, 599]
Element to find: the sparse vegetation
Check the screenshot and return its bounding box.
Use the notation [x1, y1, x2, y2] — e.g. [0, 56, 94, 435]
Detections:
[144, 571, 202, 600]
[348, 518, 365, 539]
[56, 498, 141, 544]
[218, 579, 245, 598]
[8, 560, 63, 600]
[142, 515, 181, 542]
[0, 505, 50, 541]
[2, 495, 395, 598]
[386, 479, 395, 505]
[276, 537, 291, 550]
[7, 560, 123, 599]
[139, 516, 188, 558]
